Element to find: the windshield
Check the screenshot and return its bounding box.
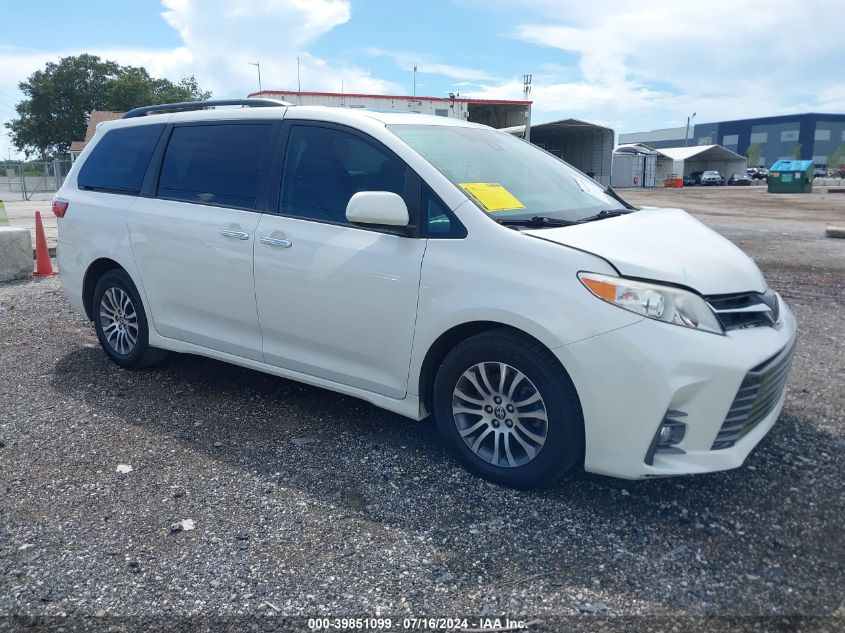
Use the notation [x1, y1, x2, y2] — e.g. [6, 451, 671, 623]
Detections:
[388, 124, 625, 222]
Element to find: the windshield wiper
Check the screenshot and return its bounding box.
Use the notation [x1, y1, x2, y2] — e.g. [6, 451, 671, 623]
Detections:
[576, 209, 632, 224]
[604, 185, 636, 209]
[498, 216, 577, 228]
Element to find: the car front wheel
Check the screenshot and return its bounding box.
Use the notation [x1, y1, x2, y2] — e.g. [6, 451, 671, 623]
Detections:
[433, 329, 584, 488]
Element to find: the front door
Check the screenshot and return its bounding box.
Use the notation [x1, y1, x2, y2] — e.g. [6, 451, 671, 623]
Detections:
[253, 123, 426, 398]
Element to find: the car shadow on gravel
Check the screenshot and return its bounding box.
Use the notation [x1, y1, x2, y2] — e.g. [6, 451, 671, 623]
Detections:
[49, 345, 845, 614]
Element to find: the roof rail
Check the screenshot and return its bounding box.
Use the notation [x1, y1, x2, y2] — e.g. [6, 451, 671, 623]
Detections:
[121, 98, 293, 119]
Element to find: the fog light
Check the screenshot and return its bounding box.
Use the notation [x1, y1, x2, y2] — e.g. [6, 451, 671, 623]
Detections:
[657, 420, 687, 444]
[656, 419, 686, 446]
[645, 410, 688, 466]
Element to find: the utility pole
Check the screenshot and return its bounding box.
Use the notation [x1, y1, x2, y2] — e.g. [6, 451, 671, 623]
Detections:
[413, 63, 417, 100]
[523, 74, 532, 143]
[297, 57, 302, 105]
[248, 62, 262, 94]
[685, 112, 697, 146]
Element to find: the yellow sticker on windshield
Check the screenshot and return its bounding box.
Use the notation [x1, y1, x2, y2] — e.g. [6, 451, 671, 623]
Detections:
[459, 183, 526, 212]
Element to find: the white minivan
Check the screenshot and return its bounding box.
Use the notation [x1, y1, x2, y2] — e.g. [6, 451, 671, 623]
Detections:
[55, 99, 796, 487]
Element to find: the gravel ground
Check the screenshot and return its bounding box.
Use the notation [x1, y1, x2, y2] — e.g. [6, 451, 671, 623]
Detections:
[1, 187, 844, 631]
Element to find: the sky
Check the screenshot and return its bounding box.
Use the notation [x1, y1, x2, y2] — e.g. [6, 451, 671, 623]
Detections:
[1, 0, 843, 158]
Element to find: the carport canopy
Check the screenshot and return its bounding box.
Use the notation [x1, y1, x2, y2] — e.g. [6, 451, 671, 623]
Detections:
[504, 119, 614, 185]
[653, 144, 747, 180]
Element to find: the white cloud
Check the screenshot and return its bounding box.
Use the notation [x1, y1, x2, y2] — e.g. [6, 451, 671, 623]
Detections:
[460, 0, 844, 134]
[367, 48, 499, 83]
[2, 0, 841, 157]
[0, 0, 399, 158]
[155, 0, 394, 96]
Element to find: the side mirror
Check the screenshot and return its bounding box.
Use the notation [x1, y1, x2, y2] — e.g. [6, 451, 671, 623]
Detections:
[346, 191, 409, 227]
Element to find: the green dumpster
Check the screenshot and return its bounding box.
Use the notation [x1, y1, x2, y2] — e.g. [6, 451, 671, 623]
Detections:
[768, 159, 814, 193]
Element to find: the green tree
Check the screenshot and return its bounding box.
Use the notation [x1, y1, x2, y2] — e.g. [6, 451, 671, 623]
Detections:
[827, 143, 845, 171]
[746, 142, 762, 167]
[791, 143, 803, 160]
[106, 68, 211, 111]
[5, 54, 211, 158]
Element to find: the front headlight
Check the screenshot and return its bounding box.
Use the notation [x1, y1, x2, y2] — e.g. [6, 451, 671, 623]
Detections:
[578, 272, 724, 335]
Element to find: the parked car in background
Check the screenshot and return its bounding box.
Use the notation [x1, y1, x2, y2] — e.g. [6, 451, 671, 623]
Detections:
[685, 171, 703, 186]
[753, 168, 769, 181]
[728, 173, 753, 186]
[54, 99, 797, 487]
[701, 170, 723, 186]
[813, 168, 829, 179]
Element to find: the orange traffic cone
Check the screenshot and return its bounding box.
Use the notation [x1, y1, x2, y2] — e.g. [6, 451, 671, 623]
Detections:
[33, 210, 57, 276]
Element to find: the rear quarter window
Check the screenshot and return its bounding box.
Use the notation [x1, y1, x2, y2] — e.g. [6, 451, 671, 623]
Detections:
[77, 124, 164, 194]
[157, 123, 272, 210]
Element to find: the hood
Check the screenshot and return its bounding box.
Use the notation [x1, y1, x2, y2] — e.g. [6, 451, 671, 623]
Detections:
[525, 208, 767, 295]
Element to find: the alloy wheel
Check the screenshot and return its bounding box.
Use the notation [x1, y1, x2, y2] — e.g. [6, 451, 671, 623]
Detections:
[451, 362, 549, 468]
[99, 287, 138, 355]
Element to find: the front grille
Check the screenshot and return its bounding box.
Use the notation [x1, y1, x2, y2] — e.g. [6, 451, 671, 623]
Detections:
[711, 339, 796, 450]
[707, 290, 780, 330]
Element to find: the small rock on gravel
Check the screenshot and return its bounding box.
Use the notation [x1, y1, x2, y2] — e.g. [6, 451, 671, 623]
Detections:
[170, 519, 195, 533]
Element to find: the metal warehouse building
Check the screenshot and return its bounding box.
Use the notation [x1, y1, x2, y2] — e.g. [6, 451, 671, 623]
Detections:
[249, 90, 532, 129]
[611, 144, 658, 188]
[619, 113, 845, 170]
[505, 120, 614, 185]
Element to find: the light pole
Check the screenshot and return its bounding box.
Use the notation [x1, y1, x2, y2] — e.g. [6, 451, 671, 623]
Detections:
[248, 62, 262, 94]
[297, 57, 303, 104]
[685, 112, 696, 146]
[523, 74, 532, 143]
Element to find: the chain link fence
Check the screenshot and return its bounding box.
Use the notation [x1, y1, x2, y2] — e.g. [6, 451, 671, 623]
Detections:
[1, 158, 74, 200]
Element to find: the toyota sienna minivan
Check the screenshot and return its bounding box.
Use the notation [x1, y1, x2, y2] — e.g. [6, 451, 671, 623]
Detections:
[54, 99, 797, 487]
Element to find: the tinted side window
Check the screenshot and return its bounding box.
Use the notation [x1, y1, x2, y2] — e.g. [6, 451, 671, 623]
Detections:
[158, 124, 272, 209]
[423, 185, 466, 238]
[280, 125, 409, 224]
[78, 124, 164, 194]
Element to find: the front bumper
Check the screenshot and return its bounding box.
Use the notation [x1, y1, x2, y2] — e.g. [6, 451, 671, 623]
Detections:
[555, 301, 797, 479]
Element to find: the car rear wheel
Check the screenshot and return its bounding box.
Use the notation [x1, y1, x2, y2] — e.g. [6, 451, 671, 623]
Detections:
[92, 269, 168, 369]
[433, 328, 584, 488]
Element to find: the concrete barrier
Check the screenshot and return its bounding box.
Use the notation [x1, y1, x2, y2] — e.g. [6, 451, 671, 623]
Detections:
[0, 226, 33, 282]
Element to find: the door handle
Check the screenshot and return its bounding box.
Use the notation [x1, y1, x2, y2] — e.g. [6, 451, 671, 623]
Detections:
[260, 236, 293, 248]
[219, 229, 250, 240]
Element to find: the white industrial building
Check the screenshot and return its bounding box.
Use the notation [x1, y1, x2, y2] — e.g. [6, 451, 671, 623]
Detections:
[249, 90, 532, 129]
[653, 145, 747, 181]
[619, 126, 689, 147]
[612, 143, 747, 186]
[505, 119, 614, 185]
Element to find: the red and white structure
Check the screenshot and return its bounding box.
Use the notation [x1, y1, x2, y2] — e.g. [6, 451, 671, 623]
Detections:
[249, 90, 614, 185]
[248, 90, 532, 130]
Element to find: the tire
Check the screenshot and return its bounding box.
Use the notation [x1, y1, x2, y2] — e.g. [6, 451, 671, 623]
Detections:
[91, 269, 168, 369]
[433, 328, 584, 488]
